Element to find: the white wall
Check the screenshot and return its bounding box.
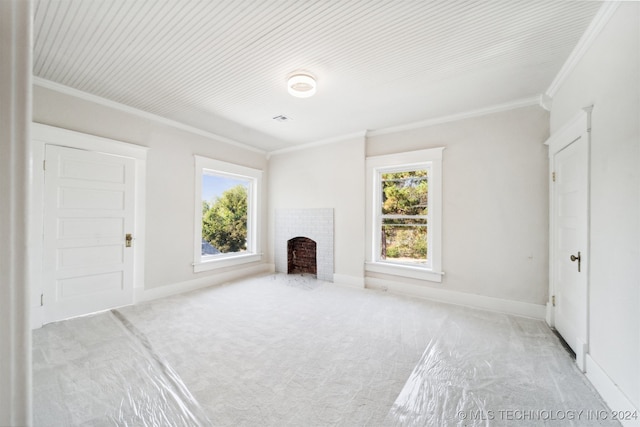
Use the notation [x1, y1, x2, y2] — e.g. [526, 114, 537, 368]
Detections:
[268, 137, 366, 284]
[32, 85, 270, 293]
[0, 0, 32, 423]
[268, 107, 549, 308]
[549, 2, 640, 413]
[366, 106, 550, 307]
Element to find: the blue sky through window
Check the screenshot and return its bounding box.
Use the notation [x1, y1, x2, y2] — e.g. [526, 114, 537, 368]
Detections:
[202, 173, 248, 203]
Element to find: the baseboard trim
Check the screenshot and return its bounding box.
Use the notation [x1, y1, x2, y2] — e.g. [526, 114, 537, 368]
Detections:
[135, 263, 273, 302]
[585, 355, 640, 427]
[333, 274, 365, 289]
[365, 277, 546, 319]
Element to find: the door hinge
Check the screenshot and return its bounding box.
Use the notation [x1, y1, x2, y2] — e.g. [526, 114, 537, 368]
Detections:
[40, 293, 44, 306]
[43, 160, 46, 171]
[552, 171, 556, 182]
[552, 295, 556, 307]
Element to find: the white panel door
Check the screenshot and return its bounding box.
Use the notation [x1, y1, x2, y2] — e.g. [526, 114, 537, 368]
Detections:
[552, 134, 588, 368]
[43, 145, 135, 323]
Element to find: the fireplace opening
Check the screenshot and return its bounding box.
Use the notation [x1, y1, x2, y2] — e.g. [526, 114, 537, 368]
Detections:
[287, 237, 317, 276]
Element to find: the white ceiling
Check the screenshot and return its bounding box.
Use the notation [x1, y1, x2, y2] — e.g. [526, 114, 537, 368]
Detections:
[33, 0, 603, 152]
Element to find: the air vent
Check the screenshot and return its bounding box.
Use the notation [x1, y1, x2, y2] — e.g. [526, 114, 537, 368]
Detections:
[272, 115, 292, 122]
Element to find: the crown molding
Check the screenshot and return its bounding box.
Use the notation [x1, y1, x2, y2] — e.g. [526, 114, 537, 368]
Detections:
[267, 130, 367, 158]
[366, 96, 540, 137]
[32, 77, 267, 155]
[269, 96, 541, 156]
[539, 93, 553, 112]
[545, 2, 621, 99]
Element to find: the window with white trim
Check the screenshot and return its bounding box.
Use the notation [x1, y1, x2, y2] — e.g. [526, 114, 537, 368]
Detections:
[194, 156, 262, 272]
[366, 148, 443, 282]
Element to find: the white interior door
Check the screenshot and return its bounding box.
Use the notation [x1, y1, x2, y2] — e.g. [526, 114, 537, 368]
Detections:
[43, 145, 135, 323]
[552, 133, 589, 369]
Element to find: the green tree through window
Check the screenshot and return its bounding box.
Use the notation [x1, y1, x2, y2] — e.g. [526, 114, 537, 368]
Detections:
[202, 175, 248, 255]
[380, 170, 428, 264]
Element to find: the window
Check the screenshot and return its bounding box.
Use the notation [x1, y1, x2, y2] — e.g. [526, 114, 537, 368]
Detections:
[194, 156, 262, 272]
[380, 168, 428, 265]
[366, 148, 443, 282]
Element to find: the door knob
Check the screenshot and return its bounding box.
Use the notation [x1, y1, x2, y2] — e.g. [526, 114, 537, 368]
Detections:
[570, 251, 581, 272]
[125, 233, 133, 248]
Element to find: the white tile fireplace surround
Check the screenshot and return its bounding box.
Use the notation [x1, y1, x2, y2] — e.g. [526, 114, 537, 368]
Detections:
[275, 208, 334, 282]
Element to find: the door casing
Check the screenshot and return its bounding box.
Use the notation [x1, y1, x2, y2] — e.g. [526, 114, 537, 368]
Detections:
[30, 123, 148, 328]
[545, 107, 592, 371]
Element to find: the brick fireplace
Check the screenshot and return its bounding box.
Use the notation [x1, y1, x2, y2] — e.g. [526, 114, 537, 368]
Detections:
[275, 208, 334, 282]
[287, 237, 317, 275]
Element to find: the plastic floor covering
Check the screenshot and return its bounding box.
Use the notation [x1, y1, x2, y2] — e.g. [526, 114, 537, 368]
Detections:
[32, 274, 620, 426]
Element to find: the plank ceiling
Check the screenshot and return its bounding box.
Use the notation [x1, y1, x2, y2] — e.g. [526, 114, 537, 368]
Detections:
[33, 0, 603, 152]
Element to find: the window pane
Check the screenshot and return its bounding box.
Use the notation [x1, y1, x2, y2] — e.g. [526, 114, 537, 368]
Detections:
[381, 170, 428, 215]
[380, 224, 427, 265]
[201, 173, 249, 256]
[380, 169, 428, 265]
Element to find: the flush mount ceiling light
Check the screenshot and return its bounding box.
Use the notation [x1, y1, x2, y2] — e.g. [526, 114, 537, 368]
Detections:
[287, 72, 316, 98]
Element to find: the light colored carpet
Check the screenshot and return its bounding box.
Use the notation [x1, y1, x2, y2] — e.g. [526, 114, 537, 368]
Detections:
[33, 274, 617, 426]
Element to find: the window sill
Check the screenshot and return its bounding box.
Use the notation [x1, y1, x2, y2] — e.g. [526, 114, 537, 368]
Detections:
[194, 253, 262, 273]
[365, 261, 443, 283]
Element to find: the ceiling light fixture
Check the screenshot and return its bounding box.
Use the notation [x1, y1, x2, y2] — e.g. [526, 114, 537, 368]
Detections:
[287, 72, 316, 98]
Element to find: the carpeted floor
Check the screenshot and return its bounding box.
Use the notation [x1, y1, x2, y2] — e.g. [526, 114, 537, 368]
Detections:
[32, 274, 618, 426]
